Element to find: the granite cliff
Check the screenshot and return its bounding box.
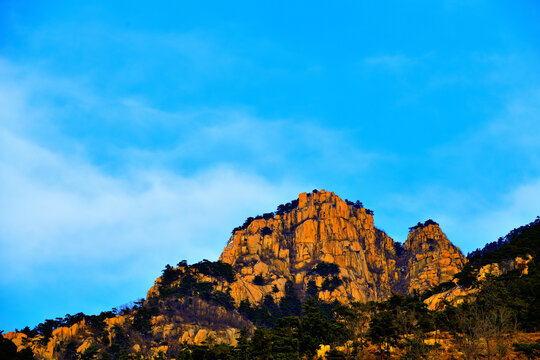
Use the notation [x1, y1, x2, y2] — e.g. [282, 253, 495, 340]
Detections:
[220, 190, 465, 303]
[147, 190, 466, 306]
[4, 190, 471, 359]
[400, 221, 467, 294]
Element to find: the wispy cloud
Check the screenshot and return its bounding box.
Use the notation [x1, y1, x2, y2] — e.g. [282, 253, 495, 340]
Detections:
[377, 178, 540, 254]
[0, 56, 383, 330]
[0, 124, 308, 329]
[0, 58, 318, 330]
[0, 56, 380, 178]
[0, 126, 303, 277]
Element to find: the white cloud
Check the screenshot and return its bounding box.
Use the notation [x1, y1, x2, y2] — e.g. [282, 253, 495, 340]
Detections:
[0, 127, 305, 284]
[0, 58, 315, 329]
[473, 179, 540, 242]
[377, 179, 540, 254]
[0, 123, 311, 331]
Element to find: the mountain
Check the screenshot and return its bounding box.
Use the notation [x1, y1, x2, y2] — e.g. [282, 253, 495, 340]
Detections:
[401, 220, 466, 294]
[3, 190, 471, 359]
[424, 216, 540, 312]
[148, 190, 466, 307]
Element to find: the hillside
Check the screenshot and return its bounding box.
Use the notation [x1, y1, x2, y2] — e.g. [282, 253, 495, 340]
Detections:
[147, 190, 466, 306]
[3, 190, 538, 360]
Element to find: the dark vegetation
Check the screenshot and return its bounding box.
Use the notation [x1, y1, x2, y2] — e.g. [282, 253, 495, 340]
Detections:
[231, 191, 374, 235]
[393, 242, 404, 257]
[344, 199, 363, 209]
[170, 217, 540, 359]
[307, 262, 343, 291]
[12, 260, 239, 351]
[467, 216, 540, 267]
[9, 274, 540, 359]
[344, 198, 374, 215]
[308, 262, 340, 277]
[408, 219, 439, 233]
[448, 216, 540, 332]
[231, 199, 299, 234]
[16, 308, 128, 346]
[0, 332, 34, 360]
[238, 280, 302, 328]
[176, 298, 349, 360]
[172, 279, 540, 360]
[172, 272, 540, 360]
[252, 274, 266, 286]
[6, 217, 540, 359]
[320, 277, 343, 291]
[513, 340, 540, 359]
[260, 226, 272, 236]
[191, 260, 236, 282]
[157, 260, 236, 310]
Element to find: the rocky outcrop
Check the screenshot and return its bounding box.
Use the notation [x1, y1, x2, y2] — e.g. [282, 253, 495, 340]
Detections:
[3, 332, 28, 352]
[424, 255, 534, 310]
[477, 255, 532, 280]
[220, 190, 399, 304]
[424, 287, 478, 310]
[179, 326, 241, 346]
[5, 189, 470, 359]
[401, 223, 467, 293]
[218, 190, 466, 304]
[2, 320, 90, 360]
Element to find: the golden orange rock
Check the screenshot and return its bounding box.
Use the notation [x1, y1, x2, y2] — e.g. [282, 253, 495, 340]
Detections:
[218, 191, 467, 305]
[401, 223, 467, 293]
[12, 190, 472, 355]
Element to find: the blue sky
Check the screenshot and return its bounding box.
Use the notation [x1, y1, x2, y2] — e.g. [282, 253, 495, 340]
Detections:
[1, 1, 539, 331]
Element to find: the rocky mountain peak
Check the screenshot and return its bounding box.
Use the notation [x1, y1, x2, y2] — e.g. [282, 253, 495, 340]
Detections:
[147, 191, 467, 308]
[219, 190, 393, 304]
[3, 190, 475, 357]
[217, 191, 466, 306]
[400, 220, 467, 293]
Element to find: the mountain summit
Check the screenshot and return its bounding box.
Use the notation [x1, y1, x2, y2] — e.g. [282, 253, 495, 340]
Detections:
[150, 190, 466, 305]
[5, 190, 471, 359]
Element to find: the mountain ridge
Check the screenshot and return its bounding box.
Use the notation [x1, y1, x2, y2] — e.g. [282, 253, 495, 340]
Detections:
[212, 189, 466, 305]
[3, 189, 474, 359]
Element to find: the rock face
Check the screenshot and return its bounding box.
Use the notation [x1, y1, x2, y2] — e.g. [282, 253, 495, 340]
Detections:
[220, 190, 398, 304]
[4, 189, 469, 359]
[424, 287, 479, 311]
[424, 255, 534, 311]
[401, 223, 467, 294]
[216, 190, 466, 305]
[4, 320, 91, 360]
[477, 255, 533, 280]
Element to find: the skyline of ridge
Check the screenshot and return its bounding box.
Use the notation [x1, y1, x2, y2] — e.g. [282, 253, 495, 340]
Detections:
[2, 188, 533, 332]
[1, 1, 540, 332]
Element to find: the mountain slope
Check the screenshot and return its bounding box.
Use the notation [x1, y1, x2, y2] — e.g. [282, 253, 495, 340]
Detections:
[3, 189, 470, 359]
[149, 190, 466, 306]
[218, 190, 465, 304]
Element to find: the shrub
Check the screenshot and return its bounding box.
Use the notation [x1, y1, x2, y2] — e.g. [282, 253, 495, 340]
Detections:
[453, 263, 477, 288]
[321, 277, 343, 291]
[191, 260, 236, 282]
[262, 213, 274, 220]
[260, 226, 272, 236]
[394, 242, 404, 257]
[309, 262, 340, 277]
[253, 274, 265, 286]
